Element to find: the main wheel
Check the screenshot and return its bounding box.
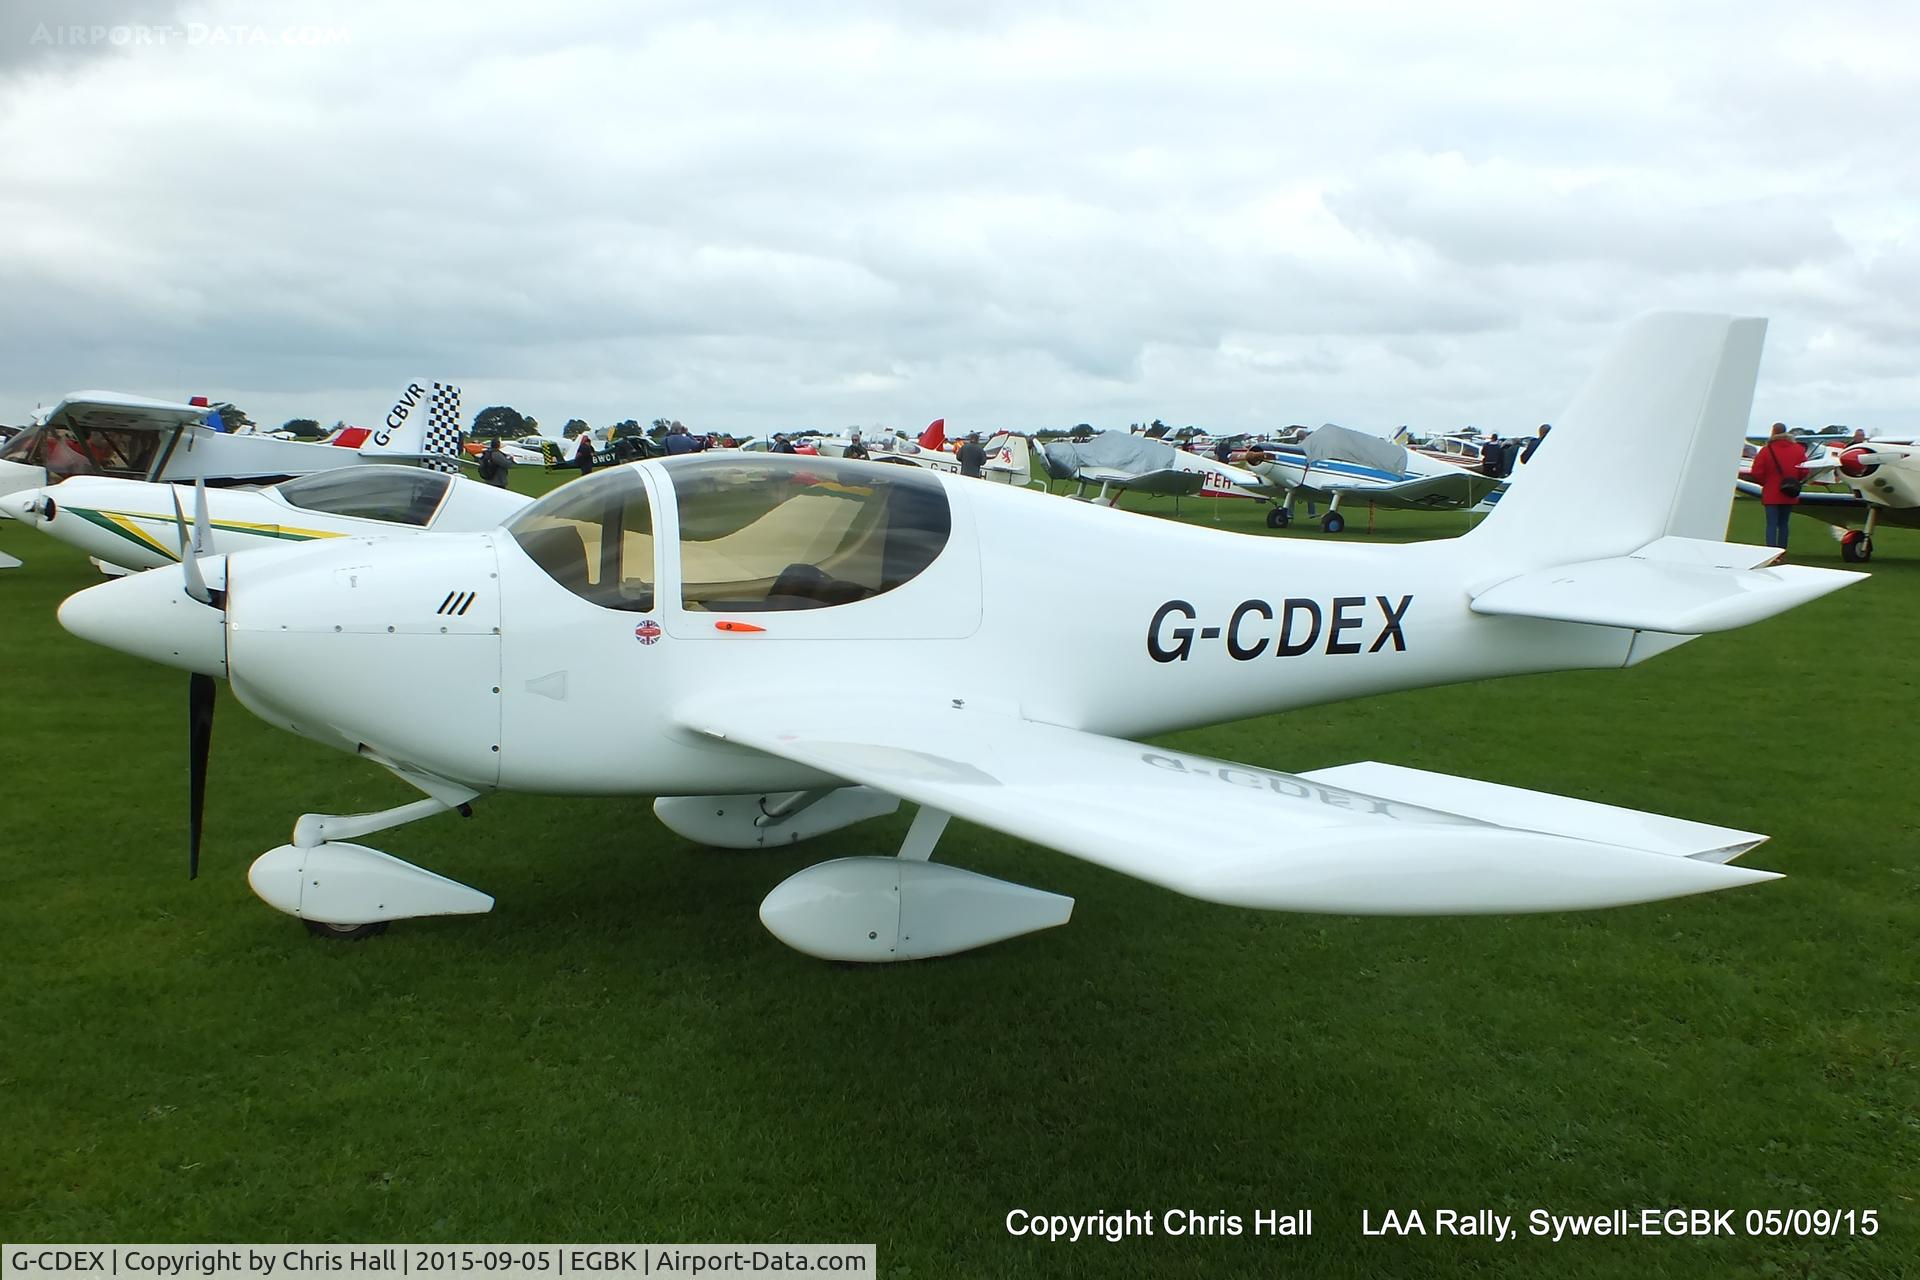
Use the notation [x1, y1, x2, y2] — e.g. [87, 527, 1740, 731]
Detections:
[1266, 506, 1291, 529]
[303, 919, 389, 942]
[1322, 512, 1346, 534]
[1841, 533, 1873, 564]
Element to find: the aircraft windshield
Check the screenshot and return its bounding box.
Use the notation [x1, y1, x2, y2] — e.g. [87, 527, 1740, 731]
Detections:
[669, 455, 950, 611]
[274, 466, 451, 525]
[0, 424, 162, 480]
[503, 467, 655, 611]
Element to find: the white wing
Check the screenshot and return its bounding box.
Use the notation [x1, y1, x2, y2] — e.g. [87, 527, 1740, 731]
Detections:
[678, 696, 1778, 914]
[1072, 465, 1205, 496]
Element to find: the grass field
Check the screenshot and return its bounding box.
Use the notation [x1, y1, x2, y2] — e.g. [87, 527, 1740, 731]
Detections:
[2, 470, 1915, 1278]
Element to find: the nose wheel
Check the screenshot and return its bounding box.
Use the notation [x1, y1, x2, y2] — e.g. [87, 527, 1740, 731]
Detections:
[1840, 531, 1873, 563]
[303, 919, 389, 942]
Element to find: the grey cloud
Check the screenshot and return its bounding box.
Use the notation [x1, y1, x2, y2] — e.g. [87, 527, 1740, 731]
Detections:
[1, 0, 1917, 436]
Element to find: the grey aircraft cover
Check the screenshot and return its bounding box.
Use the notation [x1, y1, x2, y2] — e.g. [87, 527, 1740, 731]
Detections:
[1304, 423, 1409, 476]
[1040, 431, 1194, 480]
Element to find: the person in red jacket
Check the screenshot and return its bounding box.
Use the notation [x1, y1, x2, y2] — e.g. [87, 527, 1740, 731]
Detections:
[1750, 422, 1809, 551]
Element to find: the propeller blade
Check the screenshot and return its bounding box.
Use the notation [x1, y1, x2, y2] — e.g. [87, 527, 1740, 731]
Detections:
[170, 489, 211, 604]
[188, 672, 215, 880]
[193, 479, 212, 555]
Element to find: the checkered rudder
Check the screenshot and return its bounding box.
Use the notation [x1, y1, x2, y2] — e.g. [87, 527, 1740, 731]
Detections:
[424, 381, 463, 473]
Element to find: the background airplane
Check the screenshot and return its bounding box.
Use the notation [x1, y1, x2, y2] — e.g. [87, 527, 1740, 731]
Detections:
[0, 381, 466, 507]
[54, 314, 1860, 959]
[1243, 423, 1510, 532]
[0, 466, 529, 574]
[1040, 430, 1263, 504]
[1735, 434, 1919, 562]
[817, 428, 1039, 486]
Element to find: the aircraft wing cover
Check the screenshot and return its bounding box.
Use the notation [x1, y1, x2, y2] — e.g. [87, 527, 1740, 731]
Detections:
[1042, 431, 1188, 481]
[1471, 536, 1862, 633]
[678, 697, 1779, 914]
[1306, 423, 1409, 474]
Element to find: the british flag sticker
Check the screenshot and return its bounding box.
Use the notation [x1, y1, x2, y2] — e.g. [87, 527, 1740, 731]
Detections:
[635, 620, 663, 645]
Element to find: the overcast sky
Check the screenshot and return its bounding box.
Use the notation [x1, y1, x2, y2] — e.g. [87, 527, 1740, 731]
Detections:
[2, 0, 1916, 437]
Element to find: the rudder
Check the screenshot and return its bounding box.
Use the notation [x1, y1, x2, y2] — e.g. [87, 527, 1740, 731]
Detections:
[1470, 313, 1766, 569]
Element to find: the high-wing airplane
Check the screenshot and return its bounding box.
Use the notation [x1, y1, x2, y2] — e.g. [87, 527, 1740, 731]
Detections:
[1734, 435, 1919, 562]
[1244, 424, 1510, 532]
[465, 435, 560, 467]
[820, 428, 1039, 487]
[0, 466, 529, 573]
[0, 380, 466, 507]
[1040, 431, 1263, 504]
[55, 315, 1861, 959]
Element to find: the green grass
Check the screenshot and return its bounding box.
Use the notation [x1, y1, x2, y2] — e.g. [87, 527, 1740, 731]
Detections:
[1, 473, 1915, 1278]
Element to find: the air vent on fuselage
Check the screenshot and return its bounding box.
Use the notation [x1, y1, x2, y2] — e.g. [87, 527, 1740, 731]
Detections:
[436, 590, 478, 616]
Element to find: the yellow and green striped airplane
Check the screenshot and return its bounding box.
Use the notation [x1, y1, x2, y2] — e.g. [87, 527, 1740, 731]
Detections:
[0, 467, 530, 572]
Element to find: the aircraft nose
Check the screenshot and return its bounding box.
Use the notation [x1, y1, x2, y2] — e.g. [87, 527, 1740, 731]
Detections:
[58, 558, 228, 678]
[0, 488, 47, 523]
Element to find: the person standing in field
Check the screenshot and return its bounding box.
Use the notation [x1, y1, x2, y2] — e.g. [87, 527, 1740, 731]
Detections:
[478, 440, 513, 488]
[957, 432, 987, 478]
[1750, 422, 1809, 551]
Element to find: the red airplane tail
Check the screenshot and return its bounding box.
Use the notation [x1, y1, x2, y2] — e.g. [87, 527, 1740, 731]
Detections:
[918, 418, 946, 451]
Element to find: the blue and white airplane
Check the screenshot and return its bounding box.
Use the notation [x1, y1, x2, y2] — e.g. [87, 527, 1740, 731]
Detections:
[1243, 423, 1509, 532]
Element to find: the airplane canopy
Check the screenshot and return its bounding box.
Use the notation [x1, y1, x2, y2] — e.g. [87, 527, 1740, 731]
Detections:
[667, 455, 952, 612]
[273, 465, 452, 526]
[504, 456, 953, 616]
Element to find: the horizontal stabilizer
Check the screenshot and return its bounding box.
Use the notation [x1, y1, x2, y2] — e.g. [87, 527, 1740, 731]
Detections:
[1471, 537, 1862, 633]
[679, 697, 1780, 916]
[1299, 761, 1764, 863]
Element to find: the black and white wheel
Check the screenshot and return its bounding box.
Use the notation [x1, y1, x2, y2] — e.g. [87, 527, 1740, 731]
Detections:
[1266, 506, 1291, 529]
[1841, 533, 1873, 564]
[303, 919, 389, 942]
[1322, 512, 1346, 534]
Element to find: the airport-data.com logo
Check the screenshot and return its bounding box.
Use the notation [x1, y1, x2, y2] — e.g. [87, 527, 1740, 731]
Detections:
[28, 21, 351, 49]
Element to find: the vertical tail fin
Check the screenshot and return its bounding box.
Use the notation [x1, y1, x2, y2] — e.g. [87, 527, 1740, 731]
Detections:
[982, 432, 1033, 485]
[1469, 313, 1766, 568]
[358, 379, 464, 473]
[420, 381, 464, 474]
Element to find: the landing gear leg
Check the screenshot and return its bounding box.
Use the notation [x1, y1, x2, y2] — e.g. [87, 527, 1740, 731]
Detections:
[1841, 508, 1879, 563]
[1322, 495, 1346, 534]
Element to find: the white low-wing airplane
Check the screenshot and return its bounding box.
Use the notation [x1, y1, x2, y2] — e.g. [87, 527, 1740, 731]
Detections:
[0, 466, 530, 573]
[1734, 435, 1920, 563]
[1040, 431, 1263, 504]
[55, 315, 1861, 958]
[1245, 424, 1509, 532]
